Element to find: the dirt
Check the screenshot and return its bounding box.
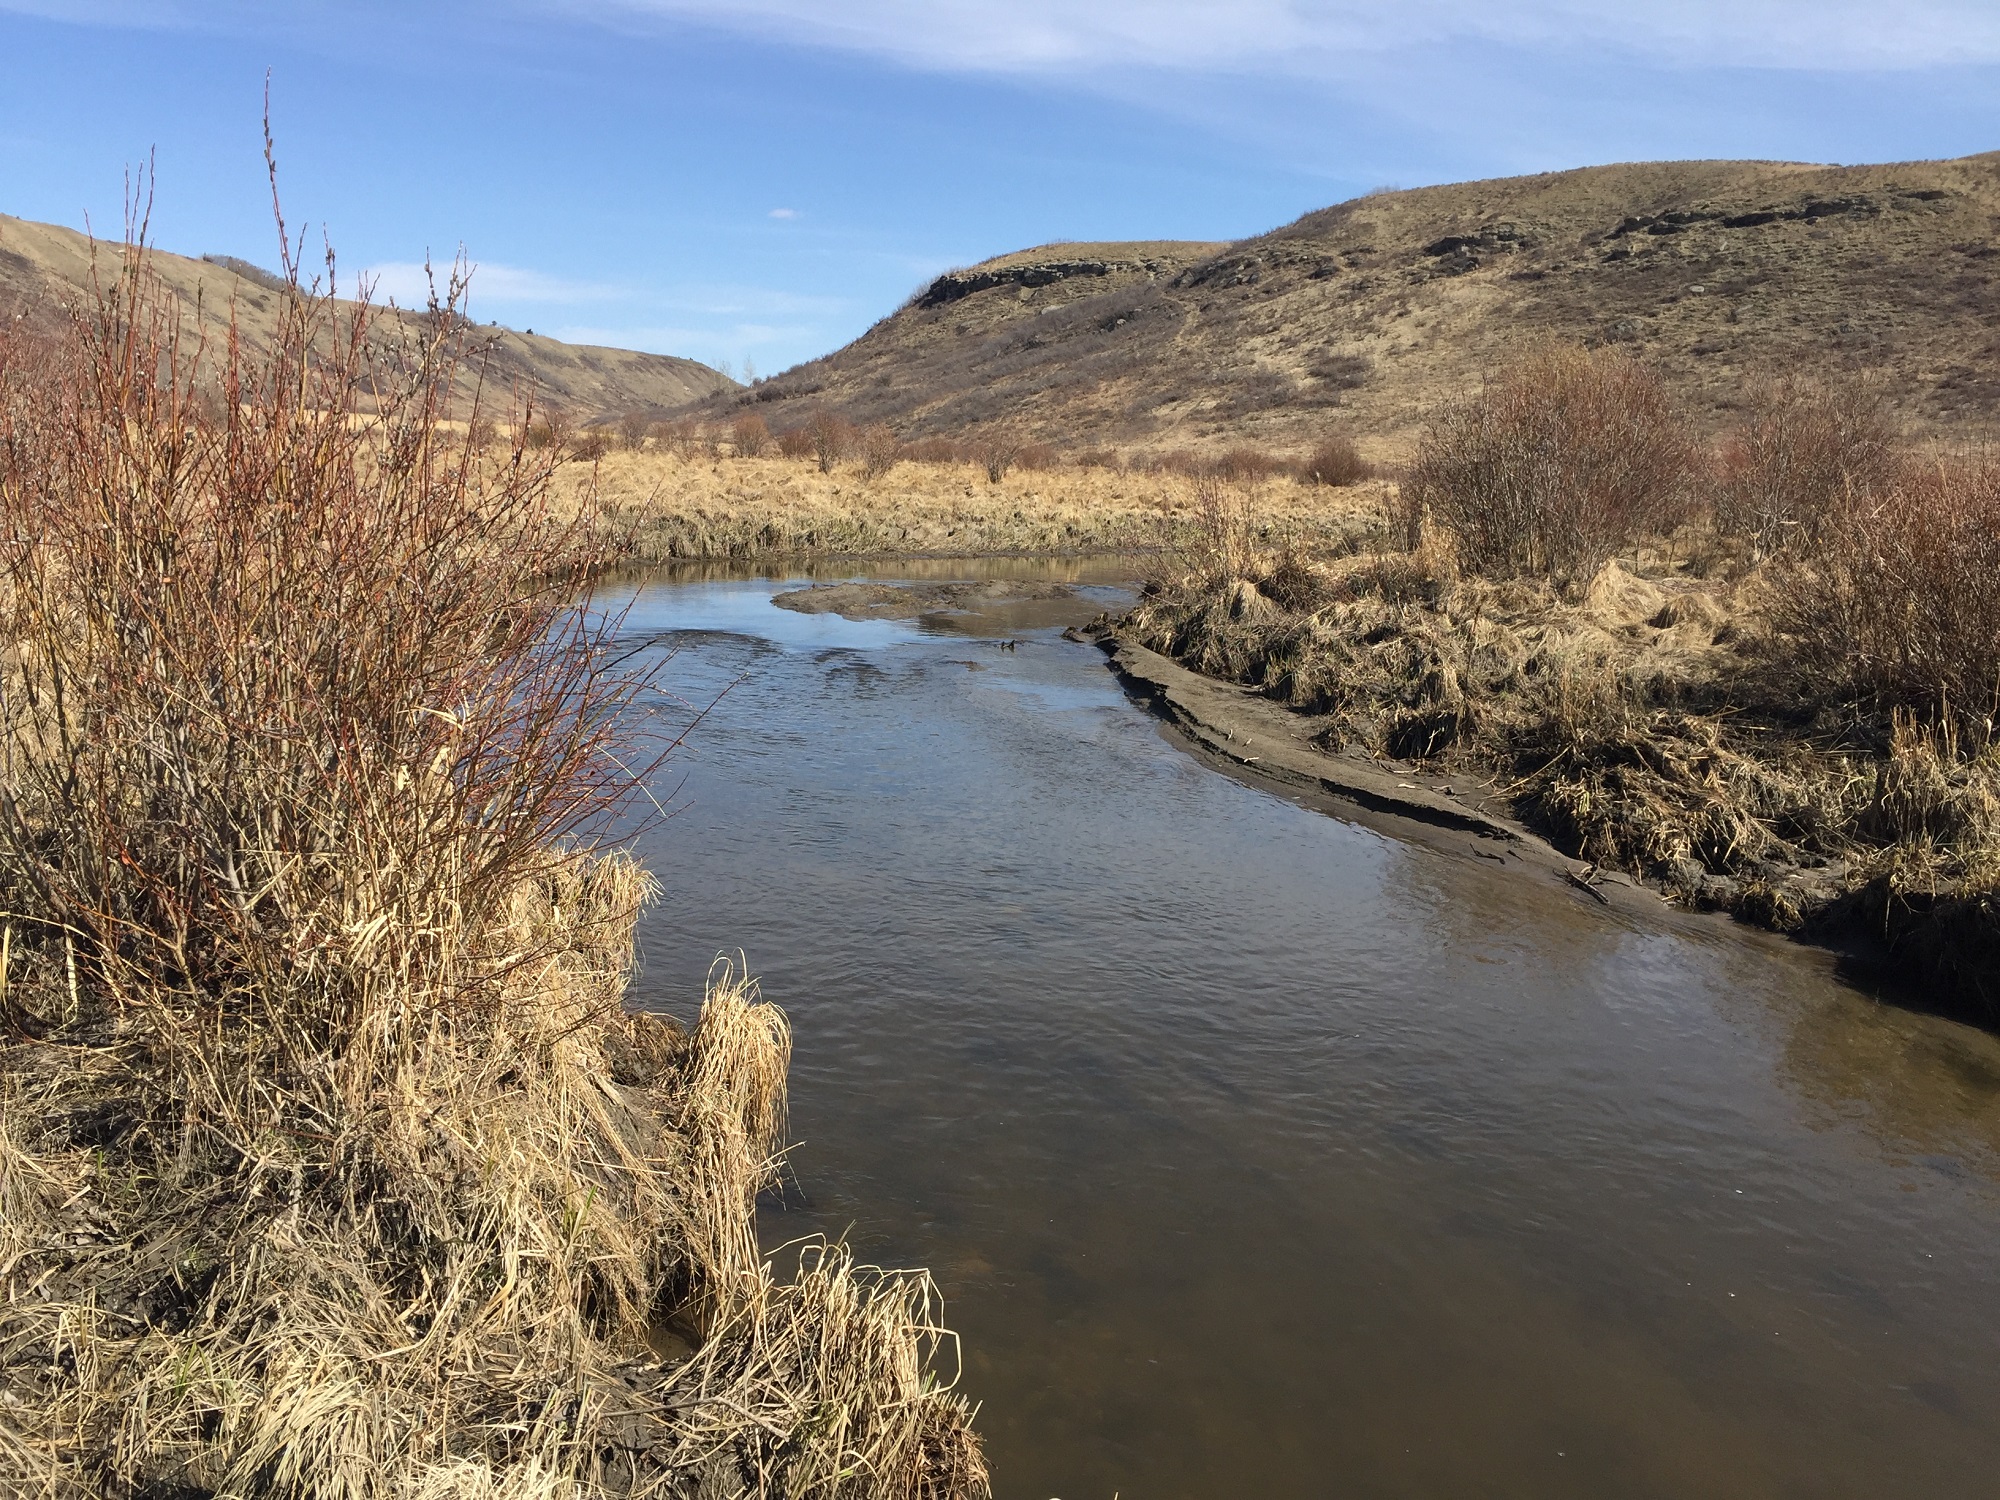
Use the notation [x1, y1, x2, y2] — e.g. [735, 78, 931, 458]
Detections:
[772, 579, 1113, 635]
[1087, 627, 1668, 923]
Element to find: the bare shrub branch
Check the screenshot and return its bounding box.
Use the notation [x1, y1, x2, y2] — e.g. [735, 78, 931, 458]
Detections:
[1405, 345, 1699, 582]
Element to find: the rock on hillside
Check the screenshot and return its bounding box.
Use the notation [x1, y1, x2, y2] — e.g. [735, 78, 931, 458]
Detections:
[0, 213, 735, 420]
[717, 153, 2000, 458]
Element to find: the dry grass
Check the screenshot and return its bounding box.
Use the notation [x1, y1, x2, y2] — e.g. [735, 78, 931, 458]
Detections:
[551, 449, 1387, 564]
[0, 212, 985, 1498]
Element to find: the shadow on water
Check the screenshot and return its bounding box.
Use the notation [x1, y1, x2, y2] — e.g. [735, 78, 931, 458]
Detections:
[611, 558, 2000, 1500]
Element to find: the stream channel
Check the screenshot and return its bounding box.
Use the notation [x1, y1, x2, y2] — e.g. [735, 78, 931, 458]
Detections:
[612, 559, 2000, 1500]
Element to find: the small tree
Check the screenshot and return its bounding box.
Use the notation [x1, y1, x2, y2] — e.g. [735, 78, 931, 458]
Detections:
[806, 409, 853, 474]
[976, 433, 1020, 484]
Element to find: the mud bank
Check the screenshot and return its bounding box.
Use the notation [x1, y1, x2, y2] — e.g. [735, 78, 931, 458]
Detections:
[772, 578, 1120, 636]
[1087, 618, 2000, 1012]
[1086, 627, 1671, 923]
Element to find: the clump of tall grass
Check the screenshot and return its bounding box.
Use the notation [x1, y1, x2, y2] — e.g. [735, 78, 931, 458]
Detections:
[1402, 344, 1699, 581]
[0, 215, 984, 1498]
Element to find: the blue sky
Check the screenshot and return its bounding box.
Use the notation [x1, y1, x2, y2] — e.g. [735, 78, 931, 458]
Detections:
[2, 1, 1995, 375]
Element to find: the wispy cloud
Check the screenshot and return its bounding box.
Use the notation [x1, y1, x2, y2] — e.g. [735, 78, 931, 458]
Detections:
[358, 260, 621, 307]
[768, 207, 800, 219]
[589, 0, 2000, 73]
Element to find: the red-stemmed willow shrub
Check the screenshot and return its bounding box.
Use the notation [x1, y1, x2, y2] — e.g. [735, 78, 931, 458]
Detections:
[0, 221, 660, 1061]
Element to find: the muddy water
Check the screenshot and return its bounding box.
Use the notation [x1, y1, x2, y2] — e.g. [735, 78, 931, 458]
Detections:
[613, 563, 2000, 1500]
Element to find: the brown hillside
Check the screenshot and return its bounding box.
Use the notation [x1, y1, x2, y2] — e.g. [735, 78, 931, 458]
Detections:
[0, 212, 736, 419]
[717, 154, 2000, 459]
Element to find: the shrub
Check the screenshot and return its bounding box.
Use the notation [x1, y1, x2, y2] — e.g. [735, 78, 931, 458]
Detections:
[731, 410, 771, 457]
[570, 427, 613, 461]
[1303, 437, 1370, 487]
[618, 408, 652, 449]
[1717, 375, 1899, 557]
[902, 436, 964, 465]
[1404, 345, 1698, 581]
[858, 423, 903, 480]
[651, 414, 700, 456]
[0, 209, 988, 1500]
[975, 433, 1020, 483]
[805, 409, 854, 473]
[1207, 446, 1290, 483]
[523, 411, 569, 450]
[1015, 441, 1058, 472]
[775, 423, 816, 460]
[1771, 457, 2000, 729]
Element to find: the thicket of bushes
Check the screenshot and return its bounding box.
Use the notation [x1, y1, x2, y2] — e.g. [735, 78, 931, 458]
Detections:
[581, 409, 1375, 486]
[1394, 344, 1998, 742]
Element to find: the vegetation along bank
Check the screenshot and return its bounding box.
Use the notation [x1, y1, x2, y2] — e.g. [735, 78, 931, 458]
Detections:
[0, 245, 987, 1498]
[1112, 347, 1999, 1016]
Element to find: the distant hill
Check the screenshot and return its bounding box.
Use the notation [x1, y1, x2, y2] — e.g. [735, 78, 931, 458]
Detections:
[0, 213, 736, 419]
[716, 153, 2000, 458]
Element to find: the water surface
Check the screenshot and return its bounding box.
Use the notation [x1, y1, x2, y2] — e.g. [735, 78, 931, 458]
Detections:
[615, 564, 2000, 1500]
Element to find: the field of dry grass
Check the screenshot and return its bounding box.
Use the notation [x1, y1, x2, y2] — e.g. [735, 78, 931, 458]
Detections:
[555, 447, 1390, 563]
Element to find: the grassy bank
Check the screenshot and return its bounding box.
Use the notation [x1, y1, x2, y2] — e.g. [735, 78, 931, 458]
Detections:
[550, 448, 1387, 564]
[1123, 351, 2000, 1017]
[0, 242, 985, 1497]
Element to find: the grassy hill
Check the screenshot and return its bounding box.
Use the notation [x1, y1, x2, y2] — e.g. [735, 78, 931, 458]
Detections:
[0, 212, 736, 419]
[716, 152, 2000, 459]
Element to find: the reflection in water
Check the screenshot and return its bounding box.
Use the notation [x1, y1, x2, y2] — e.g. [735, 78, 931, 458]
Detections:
[611, 562, 2000, 1500]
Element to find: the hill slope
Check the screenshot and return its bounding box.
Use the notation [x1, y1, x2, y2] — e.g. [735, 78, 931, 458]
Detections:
[722, 153, 2000, 456]
[0, 213, 735, 418]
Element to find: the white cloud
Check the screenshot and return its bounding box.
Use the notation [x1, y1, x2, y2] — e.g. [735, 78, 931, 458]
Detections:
[588, 0, 2000, 73]
[358, 260, 620, 306]
[768, 207, 800, 219]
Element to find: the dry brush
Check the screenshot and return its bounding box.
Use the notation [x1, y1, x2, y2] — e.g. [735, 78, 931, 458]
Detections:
[0, 224, 984, 1499]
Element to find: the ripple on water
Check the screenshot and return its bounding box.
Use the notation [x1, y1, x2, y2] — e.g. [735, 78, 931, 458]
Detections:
[611, 562, 2000, 1500]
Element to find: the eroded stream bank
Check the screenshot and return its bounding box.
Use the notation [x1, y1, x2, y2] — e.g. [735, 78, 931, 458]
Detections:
[617, 561, 2000, 1500]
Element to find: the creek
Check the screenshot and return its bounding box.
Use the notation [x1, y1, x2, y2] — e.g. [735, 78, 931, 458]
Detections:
[613, 561, 2000, 1500]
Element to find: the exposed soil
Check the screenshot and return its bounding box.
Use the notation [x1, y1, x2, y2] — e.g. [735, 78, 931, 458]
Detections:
[771, 578, 1117, 635]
